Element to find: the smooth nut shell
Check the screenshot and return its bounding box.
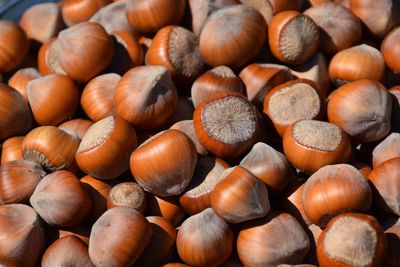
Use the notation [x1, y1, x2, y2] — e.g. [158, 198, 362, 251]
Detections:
[0, 204, 45, 267]
[0, 160, 46, 204]
[328, 44, 385, 84]
[8, 67, 41, 104]
[20, 2, 65, 44]
[177, 208, 234, 267]
[136, 216, 177, 266]
[0, 84, 32, 140]
[0, 21, 29, 73]
[59, 119, 93, 140]
[240, 142, 291, 193]
[237, 212, 310, 267]
[61, 0, 111, 26]
[350, 0, 400, 38]
[268, 11, 319, 64]
[30, 170, 92, 226]
[27, 74, 79, 125]
[283, 120, 352, 175]
[145, 195, 185, 226]
[114, 65, 177, 129]
[76, 115, 137, 180]
[302, 164, 372, 226]
[80, 175, 111, 222]
[1, 136, 24, 163]
[191, 66, 243, 108]
[23, 126, 80, 171]
[304, 2, 362, 55]
[179, 157, 229, 215]
[382, 26, 400, 73]
[126, 0, 186, 33]
[210, 166, 270, 223]
[327, 79, 391, 143]
[81, 73, 120, 122]
[89, 1, 132, 34]
[199, 4, 267, 69]
[130, 129, 197, 196]
[55, 22, 114, 82]
[368, 157, 400, 216]
[145, 25, 205, 83]
[42, 235, 94, 267]
[89, 207, 152, 267]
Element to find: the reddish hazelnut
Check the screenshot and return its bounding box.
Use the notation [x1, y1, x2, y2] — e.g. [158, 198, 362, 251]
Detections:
[193, 92, 258, 160]
[130, 129, 197, 196]
[89, 207, 152, 267]
[30, 170, 92, 226]
[302, 164, 372, 226]
[283, 120, 352, 175]
[199, 4, 267, 69]
[177, 208, 234, 267]
[76, 115, 137, 180]
[317, 213, 385, 267]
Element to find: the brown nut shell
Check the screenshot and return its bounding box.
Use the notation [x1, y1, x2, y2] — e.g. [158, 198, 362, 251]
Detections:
[130, 129, 197, 196]
[0, 84, 32, 140]
[80, 175, 111, 222]
[239, 63, 289, 110]
[283, 120, 352, 175]
[76, 115, 137, 180]
[193, 92, 258, 160]
[81, 73, 120, 122]
[304, 2, 362, 56]
[263, 79, 323, 136]
[146, 25, 205, 83]
[382, 26, 400, 73]
[42, 235, 94, 267]
[177, 208, 234, 267]
[0, 204, 45, 267]
[240, 142, 291, 193]
[191, 66, 243, 108]
[30, 170, 92, 226]
[126, 0, 186, 33]
[8, 67, 41, 104]
[368, 157, 400, 216]
[23, 126, 80, 171]
[107, 182, 147, 213]
[114, 65, 177, 129]
[199, 4, 267, 69]
[59, 119, 93, 140]
[1, 136, 24, 163]
[61, 0, 111, 27]
[88, 207, 152, 267]
[179, 157, 229, 215]
[317, 213, 385, 267]
[302, 164, 372, 226]
[55, 22, 114, 82]
[327, 79, 391, 143]
[0, 160, 46, 204]
[237, 212, 310, 266]
[268, 11, 319, 64]
[210, 166, 270, 223]
[20, 2, 65, 44]
[136, 216, 177, 266]
[145, 195, 185, 226]
[27, 74, 79, 126]
[350, 0, 400, 38]
[328, 44, 385, 85]
[0, 21, 29, 73]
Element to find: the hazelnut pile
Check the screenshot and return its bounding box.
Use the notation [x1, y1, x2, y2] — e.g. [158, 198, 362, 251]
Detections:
[0, 0, 400, 266]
